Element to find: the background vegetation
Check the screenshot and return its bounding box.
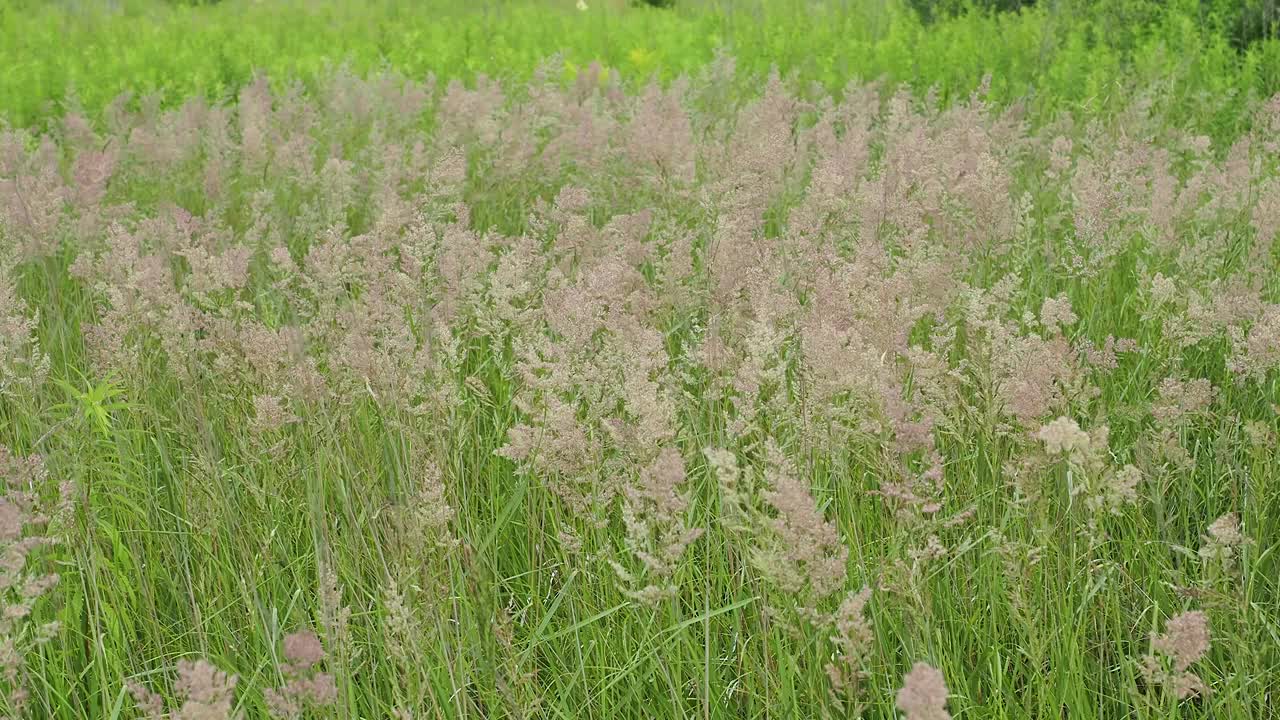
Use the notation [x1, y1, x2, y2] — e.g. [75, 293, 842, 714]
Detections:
[3, 0, 1280, 137]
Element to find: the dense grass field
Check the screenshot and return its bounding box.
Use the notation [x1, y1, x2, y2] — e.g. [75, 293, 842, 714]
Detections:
[2, 0, 1280, 718]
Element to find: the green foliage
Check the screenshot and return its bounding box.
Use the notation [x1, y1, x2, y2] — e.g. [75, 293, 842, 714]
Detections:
[0, 0, 1278, 140]
[1201, 0, 1280, 48]
[905, 0, 1036, 25]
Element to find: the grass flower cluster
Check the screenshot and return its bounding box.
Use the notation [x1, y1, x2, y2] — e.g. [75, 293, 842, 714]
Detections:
[0, 36, 1278, 720]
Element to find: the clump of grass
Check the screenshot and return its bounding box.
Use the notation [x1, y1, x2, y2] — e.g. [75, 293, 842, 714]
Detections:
[0, 54, 1278, 719]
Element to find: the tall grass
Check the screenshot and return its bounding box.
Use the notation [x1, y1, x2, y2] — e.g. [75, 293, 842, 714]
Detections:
[1, 56, 1278, 717]
[2, 2, 1280, 719]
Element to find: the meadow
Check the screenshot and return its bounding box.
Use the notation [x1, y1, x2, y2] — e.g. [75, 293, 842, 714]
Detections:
[1, 0, 1279, 718]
